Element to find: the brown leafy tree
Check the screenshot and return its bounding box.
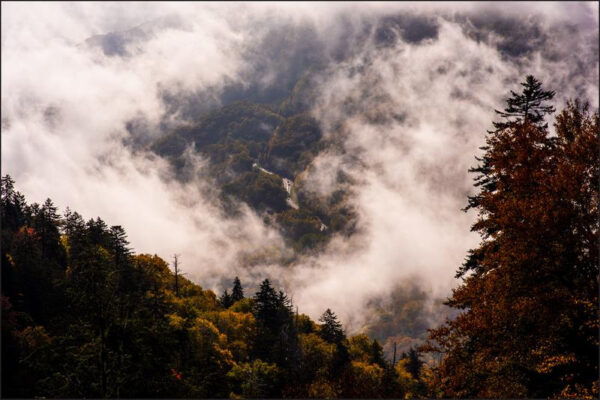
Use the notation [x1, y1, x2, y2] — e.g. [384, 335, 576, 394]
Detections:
[425, 78, 599, 398]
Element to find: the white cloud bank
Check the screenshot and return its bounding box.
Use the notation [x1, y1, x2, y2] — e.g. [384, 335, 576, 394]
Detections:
[2, 2, 598, 329]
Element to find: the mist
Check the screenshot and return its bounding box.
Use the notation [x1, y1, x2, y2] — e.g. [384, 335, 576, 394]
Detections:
[2, 2, 598, 330]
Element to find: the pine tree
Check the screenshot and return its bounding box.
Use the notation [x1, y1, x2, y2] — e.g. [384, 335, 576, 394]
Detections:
[219, 289, 233, 308]
[231, 276, 244, 303]
[466, 75, 556, 214]
[318, 309, 344, 344]
[253, 279, 283, 330]
[109, 225, 132, 262]
[33, 199, 59, 259]
[369, 339, 386, 368]
[492, 75, 555, 131]
[404, 348, 423, 380]
[252, 279, 295, 368]
[1, 175, 28, 231]
[86, 217, 110, 247]
[172, 254, 181, 297]
[63, 208, 87, 261]
[317, 308, 349, 386]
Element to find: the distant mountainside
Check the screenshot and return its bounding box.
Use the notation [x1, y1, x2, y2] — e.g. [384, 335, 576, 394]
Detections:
[146, 74, 458, 360]
[149, 73, 355, 253]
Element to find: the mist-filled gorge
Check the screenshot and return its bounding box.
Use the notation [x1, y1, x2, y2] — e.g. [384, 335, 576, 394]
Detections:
[1, 2, 598, 398]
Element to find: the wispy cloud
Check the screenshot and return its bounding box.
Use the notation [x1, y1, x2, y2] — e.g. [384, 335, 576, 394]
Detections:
[2, 2, 597, 329]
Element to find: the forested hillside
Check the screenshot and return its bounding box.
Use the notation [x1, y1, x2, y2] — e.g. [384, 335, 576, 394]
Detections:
[1, 174, 430, 398]
[2, 75, 598, 398]
[150, 73, 353, 253]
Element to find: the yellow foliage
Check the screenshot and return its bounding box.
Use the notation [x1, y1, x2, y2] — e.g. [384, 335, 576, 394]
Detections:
[307, 379, 339, 399]
[60, 235, 70, 254]
[535, 354, 577, 374]
[348, 333, 372, 363]
[230, 297, 254, 313]
[299, 333, 335, 378]
[203, 310, 256, 360]
[348, 361, 384, 397]
[17, 325, 52, 349]
[395, 359, 422, 398]
[5, 253, 15, 267]
[167, 313, 185, 329]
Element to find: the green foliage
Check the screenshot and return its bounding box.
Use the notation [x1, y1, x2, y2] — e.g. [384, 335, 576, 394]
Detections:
[152, 101, 283, 158]
[275, 208, 328, 249]
[227, 359, 280, 398]
[361, 281, 453, 363]
[278, 67, 318, 117]
[230, 297, 254, 313]
[263, 114, 323, 177]
[149, 80, 338, 249]
[0, 175, 427, 398]
[222, 170, 288, 212]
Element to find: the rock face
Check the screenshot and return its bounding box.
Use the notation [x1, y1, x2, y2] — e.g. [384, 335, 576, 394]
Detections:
[282, 178, 299, 210]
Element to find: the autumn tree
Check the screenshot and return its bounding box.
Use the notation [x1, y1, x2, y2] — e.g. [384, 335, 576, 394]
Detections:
[227, 359, 280, 398]
[2, 174, 426, 399]
[425, 78, 599, 398]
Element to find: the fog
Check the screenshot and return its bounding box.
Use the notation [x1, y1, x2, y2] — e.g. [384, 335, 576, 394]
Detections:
[2, 2, 598, 330]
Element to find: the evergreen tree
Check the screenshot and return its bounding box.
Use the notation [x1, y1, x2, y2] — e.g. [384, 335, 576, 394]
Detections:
[1, 175, 28, 231]
[368, 339, 386, 368]
[62, 208, 87, 263]
[109, 225, 132, 263]
[467, 75, 556, 214]
[318, 308, 349, 385]
[253, 279, 283, 332]
[86, 217, 110, 247]
[231, 276, 244, 303]
[492, 75, 555, 131]
[252, 279, 295, 370]
[318, 309, 344, 344]
[219, 289, 233, 308]
[35, 199, 62, 258]
[404, 348, 423, 380]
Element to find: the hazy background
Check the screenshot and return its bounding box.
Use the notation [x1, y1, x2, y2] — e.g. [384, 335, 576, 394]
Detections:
[2, 2, 598, 330]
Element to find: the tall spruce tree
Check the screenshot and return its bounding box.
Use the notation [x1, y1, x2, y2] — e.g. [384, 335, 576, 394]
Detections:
[318, 309, 344, 344]
[219, 289, 233, 308]
[404, 348, 423, 380]
[492, 74, 555, 131]
[231, 276, 244, 303]
[466, 75, 556, 214]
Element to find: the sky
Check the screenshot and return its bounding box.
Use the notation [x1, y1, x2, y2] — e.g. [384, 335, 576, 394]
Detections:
[2, 1, 598, 329]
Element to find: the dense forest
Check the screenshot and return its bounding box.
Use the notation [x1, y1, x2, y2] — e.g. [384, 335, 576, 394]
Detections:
[150, 70, 354, 254]
[1, 76, 598, 398]
[1, 176, 426, 398]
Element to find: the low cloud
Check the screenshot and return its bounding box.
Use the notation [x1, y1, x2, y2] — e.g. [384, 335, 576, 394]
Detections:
[2, 2, 598, 330]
